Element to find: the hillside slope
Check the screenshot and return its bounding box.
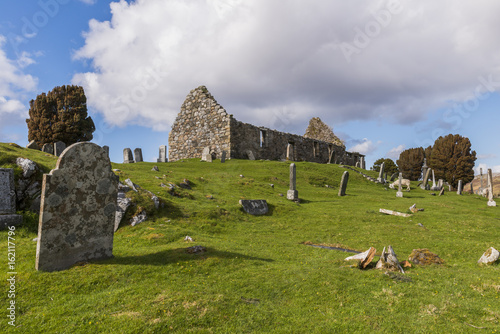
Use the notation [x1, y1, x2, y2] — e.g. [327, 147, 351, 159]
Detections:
[0, 142, 499, 333]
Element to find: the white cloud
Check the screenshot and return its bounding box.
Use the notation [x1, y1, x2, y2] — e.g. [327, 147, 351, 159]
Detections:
[0, 35, 37, 142]
[475, 163, 500, 175]
[348, 138, 377, 155]
[79, 0, 97, 5]
[387, 145, 405, 161]
[72, 0, 500, 133]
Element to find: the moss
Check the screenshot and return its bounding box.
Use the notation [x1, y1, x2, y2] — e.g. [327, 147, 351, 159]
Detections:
[408, 248, 444, 265]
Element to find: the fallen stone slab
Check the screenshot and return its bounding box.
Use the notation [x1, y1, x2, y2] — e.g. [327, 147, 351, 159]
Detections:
[239, 199, 268, 215]
[478, 247, 499, 265]
[379, 208, 411, 218]
[345, 247, 376, 269]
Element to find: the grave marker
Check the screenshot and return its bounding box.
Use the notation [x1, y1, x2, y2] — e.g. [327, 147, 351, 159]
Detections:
[0, 169, 23, 230]
[287, 163, 298, 200]
[338, 171, 349, 196]
[134, 148, 143, 162]
[457, 180, 463, 195]
[377, 162, 385, 183]
[239, 200, 268, 215]
[201, 147, 212, 162]
[487, 169, 497, 207]
[123, 148, 134, 163]
[396, 173, 403, 198]
[221, 150, 226, 163]
[53, 141, 66, 157]
[158, 145, 167, 162]
[42, 143, 54, 155]
[36, 142, 118, 271]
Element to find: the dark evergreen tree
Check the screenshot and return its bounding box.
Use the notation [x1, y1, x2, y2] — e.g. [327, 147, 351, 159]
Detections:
[26, 85, 95, 146]
[397, 147, 425, 181]
[372, 158, 398, 175]
[428, 134, 476, 188]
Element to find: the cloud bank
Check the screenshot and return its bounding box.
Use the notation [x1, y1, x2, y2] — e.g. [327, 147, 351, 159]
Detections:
[72, 0, 500, 134]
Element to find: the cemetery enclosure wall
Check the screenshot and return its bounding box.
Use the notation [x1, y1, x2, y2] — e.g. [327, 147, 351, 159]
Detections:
[230, 118, 348, 163]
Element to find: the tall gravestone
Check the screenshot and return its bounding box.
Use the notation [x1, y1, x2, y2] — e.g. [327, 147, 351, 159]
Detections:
[42, 143, 54, 155]
[480, 168, 483, 192]
[287, 163, 298, 200]
[134, 148, 143, 162]
[421, 158, 428, 184]
[360, 156, 365, 169]
[338, 171, 349, 196]
[421, 168, 431, 190]
[0, 169, 23, 230]
[53, 141, 66, 157]
[36, 142, 117, 271]
[487, 169, 497, 207]
[457, 180, 463, 195]
[246, 150, 256, 161]
[430, 170, 440, 191]
[377, 162, 385, 183]
[201, 147, 212, 162]
[396, 173, 403, 198]
[158, 145, 167, 163]
[123, 148, 134, 163]
[221, 150, 226, 163]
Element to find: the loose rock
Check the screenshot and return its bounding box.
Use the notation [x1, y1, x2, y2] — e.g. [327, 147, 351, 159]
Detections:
[478, 247, 499, 265]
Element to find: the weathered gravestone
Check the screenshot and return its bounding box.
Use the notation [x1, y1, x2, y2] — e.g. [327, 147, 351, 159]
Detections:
[487, 169, 497, 207]
[0, 169, 23, 230]
[134, 148, 143, 162]
[239, 199, 268, 215]
[53, 141, 66, 157]
[377, 162, 385, 183]
[421, 158, 428, 185]
[201, 147, 212, 162]
[396, 173, 403, 198]
[246, 149, 256, 161]
[360, 156, 366, 170]
[338, 171, 349, 196]
[103, 145, 110, 158]
[26, 140, 40, 150]
[421, 168, 431, 190]
[123, 148, 134, 163]
[157, 145, 167, 163]
[430, 170, 440, 191]
[36, 142, 117, 271]
[221, 150, 226, 163]
[42, 143, 54, 155]
[457, 180, 463, 195]
[287, 163, 298, 200]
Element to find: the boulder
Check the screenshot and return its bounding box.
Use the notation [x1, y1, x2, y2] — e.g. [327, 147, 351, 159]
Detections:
[239, 199, 268, 215]
[478, 247, 499, 265]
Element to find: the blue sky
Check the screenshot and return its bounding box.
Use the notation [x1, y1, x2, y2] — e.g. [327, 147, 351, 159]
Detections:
[1, 0, 499, 173]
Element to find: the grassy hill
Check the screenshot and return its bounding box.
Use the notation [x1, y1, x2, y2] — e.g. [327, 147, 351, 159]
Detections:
[1, 142, 499, 333]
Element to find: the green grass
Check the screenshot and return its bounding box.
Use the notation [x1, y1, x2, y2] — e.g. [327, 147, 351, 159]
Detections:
[1, 143, 499, 333]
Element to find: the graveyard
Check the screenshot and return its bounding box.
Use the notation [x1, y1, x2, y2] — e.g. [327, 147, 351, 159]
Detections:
[0, 142, 499, 333]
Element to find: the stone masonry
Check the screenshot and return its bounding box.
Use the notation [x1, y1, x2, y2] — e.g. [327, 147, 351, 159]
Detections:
[168, 86, 364, 166]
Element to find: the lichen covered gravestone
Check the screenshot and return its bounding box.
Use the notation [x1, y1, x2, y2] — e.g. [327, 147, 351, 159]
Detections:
[239, 200, 268, 215]
[201, 147, 212, 162]
[123, 148, 134, 163]
[0, 169, 23, 230]
[158, 145, 167, 163]
[36, 142, 117, 272]
[338, 171, 349, 196]
[134, 148, 143, 162]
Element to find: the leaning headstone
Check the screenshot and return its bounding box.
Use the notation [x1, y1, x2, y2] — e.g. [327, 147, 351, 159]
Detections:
[396, 173, 403, 198]
[0, 169, 23, 230]
[487, 168, 497, 207]
[123, 148, 134, 163]
[134, 148, 143, 162]
[430, 170, 440, 191]
[36, 142, 117, 272]
[480, 168, 483, 192]
[338, 171, 349, 196]
[103, 145, 110, 158]
[157, 145, 168, 162]
[221, 150, 226, 163]
[377, 162, 385, 183]
[421, 168, 431, 190]
[26, 140, 40, 150]
[239, 200, 269, 215]
[42, 143, 54, 155]
[246, 150, 256, 161]
[287, 163, 298, 200]
[457, 180, 463, 195]
[438, 187, 445, 196]
[53, 141, 66, 157]
[201, 147, 212, 162]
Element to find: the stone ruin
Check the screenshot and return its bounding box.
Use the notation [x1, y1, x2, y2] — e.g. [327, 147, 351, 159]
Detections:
[36, 142, 117, 272]
[168, 86, 364, 166]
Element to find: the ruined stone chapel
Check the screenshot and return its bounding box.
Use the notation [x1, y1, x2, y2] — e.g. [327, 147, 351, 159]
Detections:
[168, 86, 365, 167]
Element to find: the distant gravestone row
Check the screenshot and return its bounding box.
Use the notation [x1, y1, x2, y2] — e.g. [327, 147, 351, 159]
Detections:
[122, 145, 169, 163]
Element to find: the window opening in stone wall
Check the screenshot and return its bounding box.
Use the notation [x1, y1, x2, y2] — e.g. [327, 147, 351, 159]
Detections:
[287, 141, 295, 161]
[260, 130, 267, 148]
[313, 141, 320, 157]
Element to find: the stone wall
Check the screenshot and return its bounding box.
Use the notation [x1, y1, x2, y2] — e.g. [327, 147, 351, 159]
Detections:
[168, 86, 231, 161]
[230, 119, 347, 163]
[168, 86, 364, 166]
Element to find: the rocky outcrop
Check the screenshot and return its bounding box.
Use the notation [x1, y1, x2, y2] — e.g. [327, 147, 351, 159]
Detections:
[15, 158, 42, 212]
